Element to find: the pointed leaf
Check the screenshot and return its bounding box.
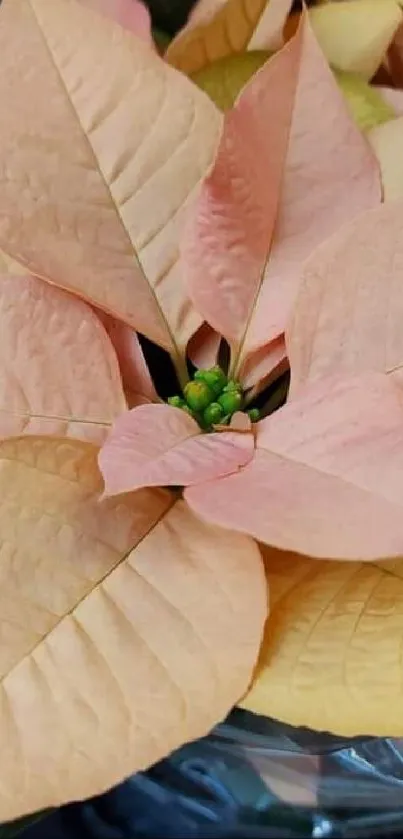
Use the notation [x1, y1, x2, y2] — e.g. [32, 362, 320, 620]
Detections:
[184, 17, 380, 380]
[186, 373, 403, 560]
[79, 0, 154, 43]
[0, 436, 266, 820]
[368, 116, 403, 200]
[97, 313, 158, 405]
[99, 403, 254, 495]
[288, 201, 403, 394]
[183, 23, 303, 351]
[0, 273, 126, 442]
[243, 545, 403, 736]
[309, 0, 402, 80]
[0, 0, 222, 361]
[166, 0, 292, 76]
[242, 25, 381, 376]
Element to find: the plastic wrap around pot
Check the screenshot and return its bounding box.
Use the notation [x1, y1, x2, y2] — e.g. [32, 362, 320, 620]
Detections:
[6, 710, 403, 839]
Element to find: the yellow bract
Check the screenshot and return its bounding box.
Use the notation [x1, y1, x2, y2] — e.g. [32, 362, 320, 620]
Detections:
[166, 0, 290, 75]
[243, 545, 403, 736]
[0, 436, 266, 821]
[168, 0, 402, 82]
[310, 0, 402, 79]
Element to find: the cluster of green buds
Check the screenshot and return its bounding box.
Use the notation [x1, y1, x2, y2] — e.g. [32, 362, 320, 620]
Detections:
[168, 366, 260, 430]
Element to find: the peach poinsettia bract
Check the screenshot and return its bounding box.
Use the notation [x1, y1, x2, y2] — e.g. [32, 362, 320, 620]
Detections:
[0, 0, 402, 822]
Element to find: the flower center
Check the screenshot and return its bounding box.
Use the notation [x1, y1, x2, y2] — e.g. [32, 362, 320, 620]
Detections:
[167, 366, 260, 430]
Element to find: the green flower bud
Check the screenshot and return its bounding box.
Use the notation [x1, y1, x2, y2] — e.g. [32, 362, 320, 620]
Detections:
[203, 401, 225, 427]
[195, 365, 227, 396]
[223, 379, 242, 393]
[184, 380, 214, 411]
[168, 395, 185, 408]
[218, 389, 243, 415]
[247, 408, 260, 423]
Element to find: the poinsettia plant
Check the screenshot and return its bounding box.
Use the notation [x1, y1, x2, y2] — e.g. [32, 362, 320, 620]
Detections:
[1, 0, 403, 824]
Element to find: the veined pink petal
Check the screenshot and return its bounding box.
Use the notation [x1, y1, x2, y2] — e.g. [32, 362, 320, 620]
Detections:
[183, 22, 303, 349]
[0, 273, 126, 442]
[185, 374, 403, 560]
[99, 403, 254, 496]
[244, 22, 381, 364]
[183, 16, 380, 377]
[0, 0, 221, 357]
[78, 0, 154, 45]
[98, 313, 158, 404]
[287, 201, 403, 395]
